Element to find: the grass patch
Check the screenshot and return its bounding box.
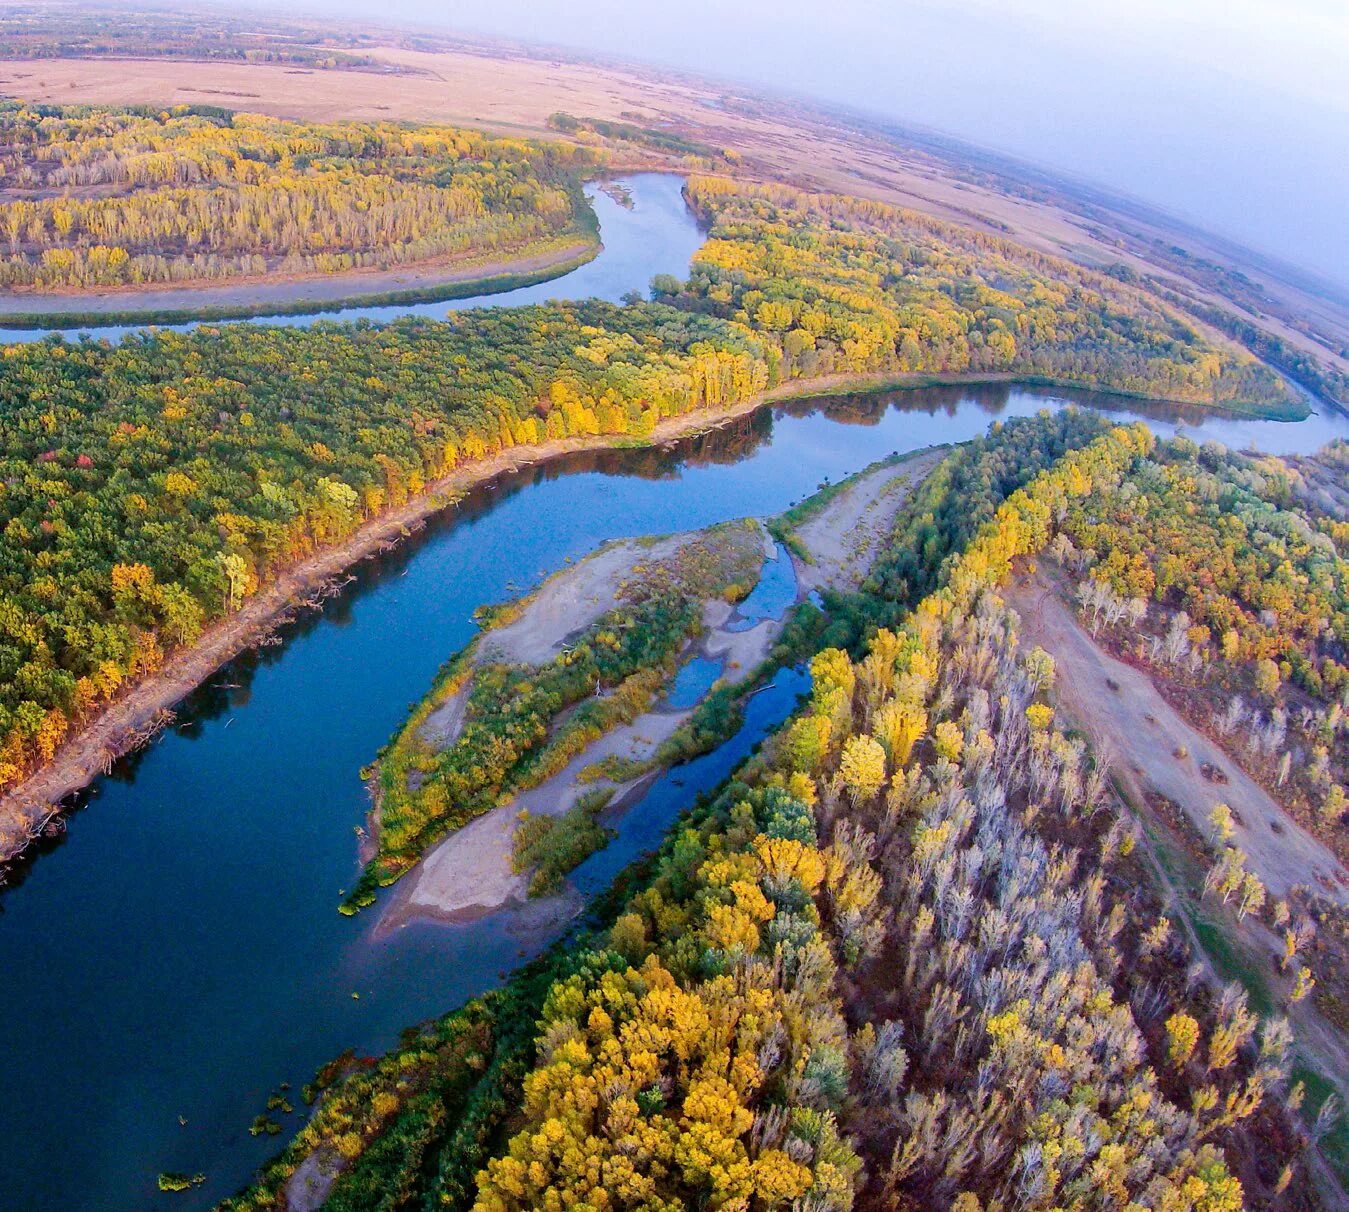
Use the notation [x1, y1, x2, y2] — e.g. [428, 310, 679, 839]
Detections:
[512, 788, 615, 897]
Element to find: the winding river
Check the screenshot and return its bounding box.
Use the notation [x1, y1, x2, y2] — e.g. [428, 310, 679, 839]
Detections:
[0, 173, 703, 344]
[0, 175, 1346, 1212]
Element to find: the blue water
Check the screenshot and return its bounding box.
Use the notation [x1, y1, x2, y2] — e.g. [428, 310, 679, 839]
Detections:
[576, 664, 812, 895]
[727, 541, 798, 631]
[665, 657, 724, 709]
[0, 173, 702, 345]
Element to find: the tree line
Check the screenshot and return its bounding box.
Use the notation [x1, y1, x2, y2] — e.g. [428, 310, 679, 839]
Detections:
[0, 104, 593, 289]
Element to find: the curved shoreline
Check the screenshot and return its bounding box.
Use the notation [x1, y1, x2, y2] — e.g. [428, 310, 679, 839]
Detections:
[0, 238, 599, 330]
[0, 370, 1317, 872]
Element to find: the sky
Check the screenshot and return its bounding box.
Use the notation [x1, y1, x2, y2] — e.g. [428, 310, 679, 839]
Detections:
[313, 0, 1349, 289]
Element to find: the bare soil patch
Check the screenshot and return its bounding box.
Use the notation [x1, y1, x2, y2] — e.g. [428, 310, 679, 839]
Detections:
[480, 534, 690, 667]
[789, 449, 945, 596]
[1003, 568, 1348, 907]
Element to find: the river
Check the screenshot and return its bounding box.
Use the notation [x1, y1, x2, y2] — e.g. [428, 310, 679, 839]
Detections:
[0, 176, 1346, 1212]
[0, 173, 703, 345]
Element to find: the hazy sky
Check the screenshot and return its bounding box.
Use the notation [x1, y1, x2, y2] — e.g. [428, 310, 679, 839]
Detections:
[314, 0, 1349, 288]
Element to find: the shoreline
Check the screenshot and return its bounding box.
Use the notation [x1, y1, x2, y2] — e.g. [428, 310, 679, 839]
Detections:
[0, 370, 1312, 873]
[0, 237, 599, 330]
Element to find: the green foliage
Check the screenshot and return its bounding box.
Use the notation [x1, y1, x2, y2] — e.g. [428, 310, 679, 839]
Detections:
[0, 103, 596, 290]
[1054, 435, 1349, 859]
[511, 787, 613, 897]
[233, 418, 1314, 1211]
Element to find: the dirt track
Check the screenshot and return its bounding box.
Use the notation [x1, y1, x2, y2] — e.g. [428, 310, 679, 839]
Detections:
[1004, 569, 1349, 907]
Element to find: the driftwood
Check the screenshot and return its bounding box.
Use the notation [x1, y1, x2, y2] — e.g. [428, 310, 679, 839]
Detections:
[0, 706, 178, 879]
[109, 708, 176, 766]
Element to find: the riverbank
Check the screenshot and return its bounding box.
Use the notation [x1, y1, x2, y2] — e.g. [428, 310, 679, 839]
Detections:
[0, 371, 1318, 873]
[0, 236, 599, 330]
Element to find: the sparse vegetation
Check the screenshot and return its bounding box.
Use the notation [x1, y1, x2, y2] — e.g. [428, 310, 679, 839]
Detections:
[510, 787, 613, 897]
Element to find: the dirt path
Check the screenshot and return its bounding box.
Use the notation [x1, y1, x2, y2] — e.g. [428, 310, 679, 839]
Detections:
[790, 449, 946, 596]
[0, 238, 594, 319]
[1003, 569, 1349, 907]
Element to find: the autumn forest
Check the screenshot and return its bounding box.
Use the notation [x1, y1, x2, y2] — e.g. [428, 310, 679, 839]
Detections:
[0, 70, 1344, 1212]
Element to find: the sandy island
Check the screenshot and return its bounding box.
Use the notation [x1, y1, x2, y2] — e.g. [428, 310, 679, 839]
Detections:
[379, 448, 943, 929]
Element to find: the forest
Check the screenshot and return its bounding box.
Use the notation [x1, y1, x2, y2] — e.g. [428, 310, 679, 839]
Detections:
[676, 178, 1297, 416]
[1052, 436, 1347, 852]
[0, 104, 592, 290]
[0, 167, 1304, 834]
[220, 415, 1332, 1211]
